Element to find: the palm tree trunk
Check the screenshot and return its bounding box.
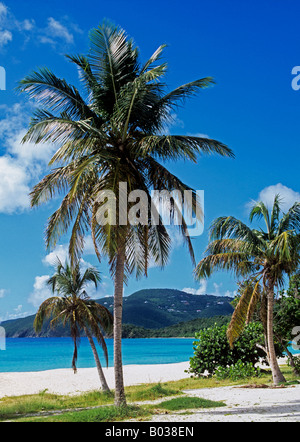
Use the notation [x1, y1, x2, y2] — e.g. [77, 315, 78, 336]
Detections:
[84, 326, 110, 392]
[113, 247, 126, 407]
[285, 347, 299, 375]
[266, 283, 286, 385]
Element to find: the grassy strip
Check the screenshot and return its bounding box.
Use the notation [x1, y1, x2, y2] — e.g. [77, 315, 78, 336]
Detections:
[0, 383, 180, 421]
[17, 405, 150, 423]
[15, 397, 226, 422]
[157, 396, 226, 411]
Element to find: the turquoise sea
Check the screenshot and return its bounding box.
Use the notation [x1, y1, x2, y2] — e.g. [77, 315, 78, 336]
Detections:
[0, 338, 195, 373]
[0, 338, 299, 373]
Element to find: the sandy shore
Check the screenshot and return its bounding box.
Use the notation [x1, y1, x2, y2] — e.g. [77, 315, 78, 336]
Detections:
[148, 384, 300, 422]
[0, 361, 190, 398]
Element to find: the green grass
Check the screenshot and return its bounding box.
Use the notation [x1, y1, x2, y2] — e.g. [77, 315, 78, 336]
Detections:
[157, 396, 226, 411]
[132, 383, 180, 401]
[0, 383, 179, 422]
[0, 390, 114, 421]
[17, 405, 150, 423]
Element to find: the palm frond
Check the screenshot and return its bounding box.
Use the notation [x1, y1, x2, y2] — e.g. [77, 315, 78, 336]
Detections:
[249, 200, 271, 235]
[17, 68, 98, 121]
[227, 279, 261, 347]
[195, 252, 255, 280]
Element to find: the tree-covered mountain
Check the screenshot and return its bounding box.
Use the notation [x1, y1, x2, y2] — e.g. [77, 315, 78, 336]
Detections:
[2, 289, 234, 338]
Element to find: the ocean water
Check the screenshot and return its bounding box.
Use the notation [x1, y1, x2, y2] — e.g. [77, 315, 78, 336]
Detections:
[0, 338, 195, 373]
[0, 338, 298, 373]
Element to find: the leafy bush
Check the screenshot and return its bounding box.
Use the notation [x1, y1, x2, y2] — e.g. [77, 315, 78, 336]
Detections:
[189, 322, 265, 377]
[215, 360, 261, 381]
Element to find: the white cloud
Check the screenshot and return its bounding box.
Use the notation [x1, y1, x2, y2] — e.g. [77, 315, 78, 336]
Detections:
[0, 29, 11, 46]
[16, 18, 35, 32]
[0, 155, 30, 213]
[0, 104, 57, 214]
[0, 289, 6, 298]
[43, 238, 96, 267]
[0, 3, 14, 48]
[28, 275, 52, 308]
[38, 17, 80, 48]
[225, 289, 237, 298]
[43, 245, 69, 266]
[45, 17, 74, 44]
[183, 281, 236, 298]
[0, 306, 34, 322]
[182, 280, 208, 296]
[253, 184, 300, 212]
[0, 3, 79, 50]
[0, 2, 7, 17]
[83, 235, 96, 255]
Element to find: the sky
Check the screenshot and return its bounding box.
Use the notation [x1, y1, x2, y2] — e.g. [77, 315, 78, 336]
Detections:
[0, 0, 300, 322]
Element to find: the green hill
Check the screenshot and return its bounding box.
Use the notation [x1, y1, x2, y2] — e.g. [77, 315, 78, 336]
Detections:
[2, 288, 234, 338]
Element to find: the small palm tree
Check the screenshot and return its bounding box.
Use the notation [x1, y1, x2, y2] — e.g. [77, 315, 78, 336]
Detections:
[34, 260, 113, 392]
[19, 22, 233, 405]
[195, 195, 300, 385]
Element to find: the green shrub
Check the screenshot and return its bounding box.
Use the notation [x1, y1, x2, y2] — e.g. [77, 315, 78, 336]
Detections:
[215, 360, 261, 381]
[189, 322, 265, 377]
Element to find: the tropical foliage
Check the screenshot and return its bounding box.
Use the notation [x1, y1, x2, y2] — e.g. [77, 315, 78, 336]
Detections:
[215, 360, 261, 381]
[34, 260, 113, 391]
[189, 323, 265, 377]
[195, 195, 300, 384]
[275, 273, 300, 373]
[20, 21, 233, 405]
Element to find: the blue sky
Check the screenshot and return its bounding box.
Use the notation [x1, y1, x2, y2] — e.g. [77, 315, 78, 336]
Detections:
[0, 0, 300, 321]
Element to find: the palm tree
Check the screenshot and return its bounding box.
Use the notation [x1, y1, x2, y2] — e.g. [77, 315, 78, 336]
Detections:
[19, 22, 233, 406]
[34, 260, 113, 392]
[195, 195, 300, 385]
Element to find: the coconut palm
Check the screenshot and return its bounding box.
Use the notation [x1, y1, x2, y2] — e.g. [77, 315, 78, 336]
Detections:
[195, 195, 300, 384]
[19, 22, 233, 405]
[34, 260, 113, 392]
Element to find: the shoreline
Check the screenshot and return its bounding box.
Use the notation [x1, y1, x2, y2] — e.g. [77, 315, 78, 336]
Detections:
[0, 358, 290, 399]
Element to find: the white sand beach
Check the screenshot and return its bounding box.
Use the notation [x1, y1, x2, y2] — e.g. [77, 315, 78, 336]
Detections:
[0, 361, 191, 398]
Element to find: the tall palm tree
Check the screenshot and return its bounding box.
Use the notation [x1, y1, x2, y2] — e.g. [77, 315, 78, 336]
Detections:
[34, 260, 113, 392]
[19, 22, 233, 406]
[195, 195, 300, 385]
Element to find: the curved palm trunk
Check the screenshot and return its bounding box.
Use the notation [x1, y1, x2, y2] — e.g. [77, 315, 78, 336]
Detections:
[113, 247, 126, 407]
[84, 326, 110, 392]
[266, 284, 286, 385]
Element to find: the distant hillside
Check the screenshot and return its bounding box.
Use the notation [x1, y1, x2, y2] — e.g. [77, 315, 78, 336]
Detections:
[2, 288, 234, 338]
[122, 315, 231, 338]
